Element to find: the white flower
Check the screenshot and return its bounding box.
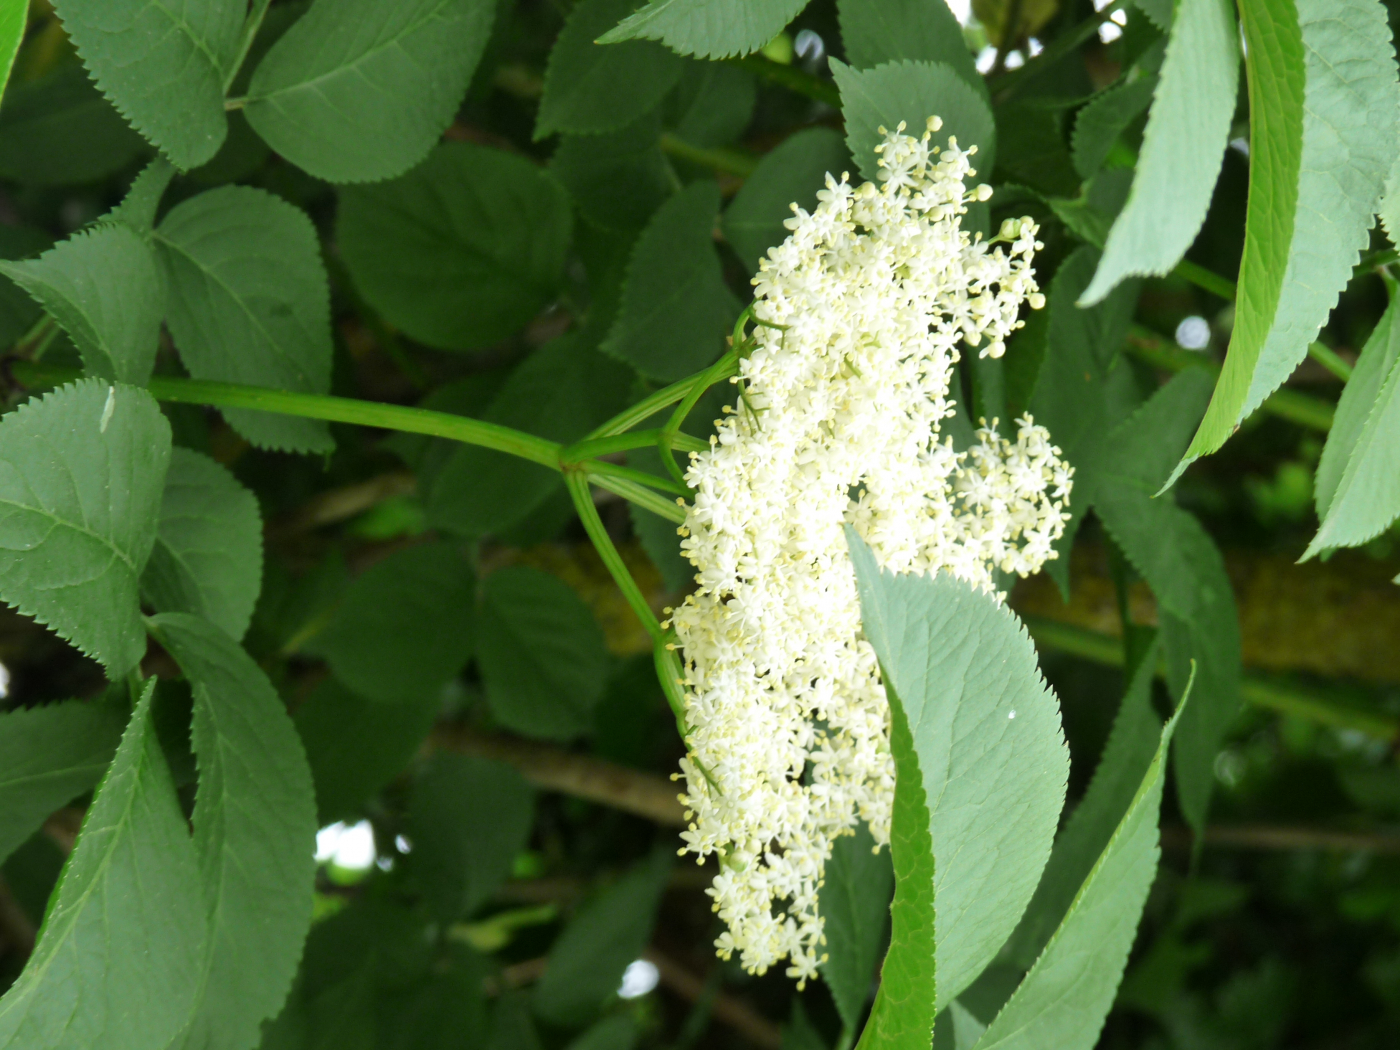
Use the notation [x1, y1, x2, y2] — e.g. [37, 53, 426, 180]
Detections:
[668, 118, 1072, 985]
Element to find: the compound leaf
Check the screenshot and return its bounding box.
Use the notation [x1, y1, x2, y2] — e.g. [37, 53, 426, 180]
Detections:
[338, 142, 572, 352]
[0, 380, 170, 676]
[601, 180, 741, 381]
[598, 0, 809, 59]
[0, 681, 205, 1050]
[0, 700, 125, 867]
[142, 448, 263, 641]
[832, 58, 996, 185]
[849, 529, 1069, 1011]
[52, 0, 238, 169]
[153, 613, 318, 1050]
[1080, 0, 1238, 304]
[245, 0, 495, 183]
[537, 0, 684, 139]
[1174, 0, 1399, 481]
[409, 753, 535, 923]
[157, 185, 334, 454]
[477, 566, 611, 742]
[0, 223, 162, 384]
[1306, 295, 1400, 555]
[303, 541, 477, 705]
[722, 127, 850, 276]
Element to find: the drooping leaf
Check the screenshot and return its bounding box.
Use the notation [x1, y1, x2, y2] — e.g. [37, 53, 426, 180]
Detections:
[972, 704, 1185, 1050]
[1028, 246, 1142, 596]
[244, 0, 495, 183]
[551, 115, 673, 232]
[664, 61, 756, 147]
[848, 530, 1069, 1010]
[338, 142, 573, 352]
[836, 0, 983, 93]
[409, 753, 535, 922]
[1070, 71, 1157, 180]
[0, 223, 162, 383]
[601, 180, 741, 381]
[597, 0, 810, 59]
[1091, 372, 1241, 832]
[820, 822, 895, 1034]
[427, 334, 631, 537]
[533, 849, 671, 1027]
[1079, 0, 1238, 304]
[0, 700, 125, 866]
[51, 0, 238, 169]
[1007, 637, 1162, 966]
[832, 58, 996, 185]
[1173, 0, 1399, 481]
[157, 185, 334, 453]
[722, 127, 851, 275]
[0, 681, 205, 1050]
[0, 64, 148, 185]
[141, 448, 263, 641]
[477, 565, 612, 741]
[295, 678, 443, 825]
[1306, 296, 1400, 556]
[0, 380, 171, 676]
[537, 0, 684, 139]
[304, 541, 477, 705]
[153, 613, 318, 1050]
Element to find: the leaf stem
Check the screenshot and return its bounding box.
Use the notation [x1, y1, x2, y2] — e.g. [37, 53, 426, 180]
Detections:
[589, 473, 687, 523]
[563, 471, 662, 643]
[729, 54, 841, 108]
[224, 0, 272, 92]
[562, 428, 705, 462]
[660, 134, 757, 178]
[660, 347, 742, 486]
[1307, 342, 1354, 382]
[585, 459, 689, 495]
[1173, 259, 1237, 300]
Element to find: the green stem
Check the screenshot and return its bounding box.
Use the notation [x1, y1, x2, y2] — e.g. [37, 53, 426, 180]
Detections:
[729, 53, 841, 108]
[225, 0, 273, 91]
[585, 459, 689, 496]
[589, 376, 705, 438]
[589, 473, 688, 523]
[564, 472, 662, 643]
[1308, 342, 1354, 382]
[562, 428, 705, 462]
[1020, 615, 1399, 741]
[660, 134, 757, 178]
[660, 347, 741, 487]
[1173, 259, 1237, 300]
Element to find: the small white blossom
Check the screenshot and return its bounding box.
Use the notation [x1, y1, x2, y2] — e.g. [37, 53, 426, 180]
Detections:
[669, 118, 1071, 985]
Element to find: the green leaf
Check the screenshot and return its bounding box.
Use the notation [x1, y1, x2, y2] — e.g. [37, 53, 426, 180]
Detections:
[304, 541, 477, 705]
[1070, 71, 1157, 180]
[1028, 246, 1142, 596]
[533, 849, 671, 1027]
[0, 681, 205, 1049]
[0, 225, 52, 347]
[664, 61, 756, 147]
[602, 180, 741, 381]
[832, 58, 996, 185]
[0, 700, 125, 866]
[0, 64, 149, 185]
[1090, 372, 1241, 832]
[836, 0, 983, 94]
[1306, 296, 1400, 555]
[1078, 0, 1237, 304]
[1174, 0, 1399, 479]
[1006, 637, 1162, 967]
[409, 753, 535, 923]
[598, 0, 810, 60]
[565, 1015, 639, 1050]
[551, 115, 674, 232]
[477, 565, 612, 741]
[537, 0, 684, 139]
[847, 530, 1069, 1010]
[722, 127, 851, 276]
[295, 677, 442, 824]
[427, 334, 631, 536]
[157, 185, 334, 454]
[51, 0, 238, 169]
[0, 379, 171, 676]
[107, 156, 177, 235]
[338, 142, 573, 352]
[489, 993, 544, 1050]
[0, 223, 162, 383]
[141, 448, 263, 641]
[0, 0, 25, 102]
[971, 704, 1184, 1050]
[1048, 167, 1134, 249]
[820, 822, 895, 1033]
[153, 613, 318, 1050]
[244, 0, 495, 183]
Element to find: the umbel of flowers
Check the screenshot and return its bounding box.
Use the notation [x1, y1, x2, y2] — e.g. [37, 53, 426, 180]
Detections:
[667, 118, 1073, 985]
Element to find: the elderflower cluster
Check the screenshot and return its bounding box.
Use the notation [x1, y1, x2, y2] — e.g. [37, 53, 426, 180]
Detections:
[667, 118, 1071, 985]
